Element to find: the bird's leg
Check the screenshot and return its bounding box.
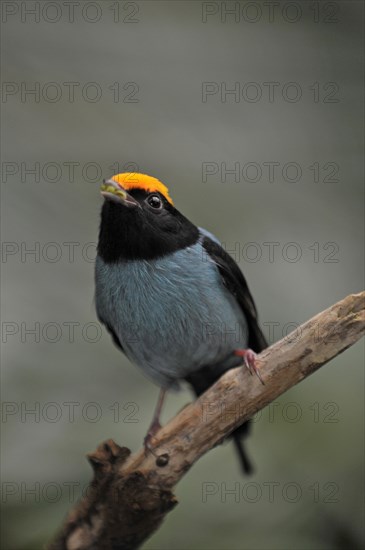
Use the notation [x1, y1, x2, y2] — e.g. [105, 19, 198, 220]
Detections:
[143, 387, 167, 454]
[234, 349, 265, 385]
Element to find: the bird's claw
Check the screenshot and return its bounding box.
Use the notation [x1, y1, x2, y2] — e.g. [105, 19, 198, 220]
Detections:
[235, 349, 265, 385]
[143, 420, 161, 456]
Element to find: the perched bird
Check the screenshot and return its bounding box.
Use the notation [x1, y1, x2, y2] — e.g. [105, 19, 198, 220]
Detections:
[95, 172, 267, 474]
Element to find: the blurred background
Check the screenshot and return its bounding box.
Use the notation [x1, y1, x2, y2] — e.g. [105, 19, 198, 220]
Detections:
[1, 1, 364, 549]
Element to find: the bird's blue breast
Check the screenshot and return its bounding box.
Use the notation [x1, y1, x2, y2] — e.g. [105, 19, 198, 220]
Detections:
[95, 238, 248, 388]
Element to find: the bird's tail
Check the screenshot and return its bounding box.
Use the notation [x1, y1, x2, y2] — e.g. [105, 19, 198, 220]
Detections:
[232, 428, 253, 475]
[185, 361, 255, 475]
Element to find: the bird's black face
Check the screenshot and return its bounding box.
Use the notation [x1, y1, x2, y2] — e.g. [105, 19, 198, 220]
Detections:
[97, 186, 199, 263]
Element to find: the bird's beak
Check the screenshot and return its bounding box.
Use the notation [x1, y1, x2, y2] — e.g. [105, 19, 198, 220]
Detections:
[100, 179, 141, 208]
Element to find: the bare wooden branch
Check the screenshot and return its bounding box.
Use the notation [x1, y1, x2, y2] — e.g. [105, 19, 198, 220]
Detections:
[48, 292, 365, 550]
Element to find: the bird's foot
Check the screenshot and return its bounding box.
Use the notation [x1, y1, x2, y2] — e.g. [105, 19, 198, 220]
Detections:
[143, 419, 162, 456]
[235, 348, 265, 385]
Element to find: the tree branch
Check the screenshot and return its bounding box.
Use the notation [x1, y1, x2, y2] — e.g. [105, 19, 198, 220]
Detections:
[48, 292, 365, 550]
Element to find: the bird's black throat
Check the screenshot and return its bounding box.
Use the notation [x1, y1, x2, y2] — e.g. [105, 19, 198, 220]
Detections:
[97, 194, 199, 263]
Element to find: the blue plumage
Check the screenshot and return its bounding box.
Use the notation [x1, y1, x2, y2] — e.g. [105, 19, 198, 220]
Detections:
[95, 232, 248, 389]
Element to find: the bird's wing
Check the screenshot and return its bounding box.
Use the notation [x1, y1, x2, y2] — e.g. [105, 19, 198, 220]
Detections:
[201, 232, 268, 352]
[198, 226, 222, 245]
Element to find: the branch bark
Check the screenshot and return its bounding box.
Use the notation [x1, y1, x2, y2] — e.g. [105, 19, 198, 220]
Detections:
[48, 291, 365, 550]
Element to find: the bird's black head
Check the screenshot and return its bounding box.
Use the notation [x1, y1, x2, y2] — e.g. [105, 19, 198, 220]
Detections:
[97, 173, 199, 263]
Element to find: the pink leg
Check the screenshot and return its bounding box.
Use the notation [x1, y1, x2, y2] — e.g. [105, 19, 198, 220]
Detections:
[143, 388, 167, 454]
[235, 349, 265, 385]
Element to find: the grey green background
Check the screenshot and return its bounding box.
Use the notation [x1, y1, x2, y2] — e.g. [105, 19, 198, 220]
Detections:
[1, 1, 364, 549]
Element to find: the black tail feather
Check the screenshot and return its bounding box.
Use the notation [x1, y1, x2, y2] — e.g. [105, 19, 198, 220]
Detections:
[185, 362, 255, 475]
[232, 433, 254, 475]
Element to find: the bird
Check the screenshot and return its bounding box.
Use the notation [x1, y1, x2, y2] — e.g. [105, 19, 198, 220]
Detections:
[95, 172, 267, 474]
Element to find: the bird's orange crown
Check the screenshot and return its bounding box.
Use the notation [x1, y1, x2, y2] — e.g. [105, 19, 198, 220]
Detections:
[111, 173, 174, 205]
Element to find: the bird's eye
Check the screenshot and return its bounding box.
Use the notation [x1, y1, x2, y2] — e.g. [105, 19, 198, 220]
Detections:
[147, 194, 162, 209]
